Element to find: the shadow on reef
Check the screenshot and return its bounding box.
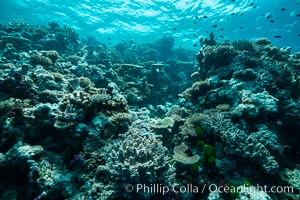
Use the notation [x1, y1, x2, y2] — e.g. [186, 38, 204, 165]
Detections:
[0, 22, 300, 200]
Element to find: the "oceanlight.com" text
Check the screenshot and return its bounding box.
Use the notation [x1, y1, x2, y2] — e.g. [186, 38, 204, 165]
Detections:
[124, 183, 294, 195]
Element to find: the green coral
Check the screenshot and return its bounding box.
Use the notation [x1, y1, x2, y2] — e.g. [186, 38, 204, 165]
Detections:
[191, 163, 200, 172]
[243, 180, 252, 187]
[196, 140, 205, 148]
[195, 126, 205, 137]
[207, 156, 216, 164]
[202, 144, 214, 156]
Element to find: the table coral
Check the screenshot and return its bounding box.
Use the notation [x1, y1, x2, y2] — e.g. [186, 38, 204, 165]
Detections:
[173, 143, 200, 164]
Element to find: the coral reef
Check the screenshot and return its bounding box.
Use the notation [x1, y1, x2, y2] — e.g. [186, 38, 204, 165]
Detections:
[0, 22, 299, 200]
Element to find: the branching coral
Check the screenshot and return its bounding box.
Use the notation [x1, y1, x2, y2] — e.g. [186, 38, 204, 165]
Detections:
[198, 113, 281, 174]
[198, 43, 237, 67]
[30, 54, 53, 67]
[92, 120, 174, 199]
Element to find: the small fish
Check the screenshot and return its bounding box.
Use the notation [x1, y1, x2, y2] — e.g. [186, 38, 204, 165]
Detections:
[173, 27, 176, 30]
[194, 21, 197, 24]
[273, 35, 282, 38]
[250, 3, 254, 6]
[265, 13, 272, 19]
[212, 24, 217, 28]
[195, 16, 199, 19]
[296, 14, 300, 17]
[231, 13, 235, 15]
[298, 34, 300, 37]
[240, 26, 243, 29]
[193, 34, 197, 37]
[281, 8, 286, 11]
[219, 36, 224, 38]
[270, 19, 275, 23]
[203, 15, 208, 18]
[193, 44, 198, 47]
[220, 27, 225, 31]
[253, 6, 257, 8]
[107, 38, 111, 40]
[231, 0, 235, 1]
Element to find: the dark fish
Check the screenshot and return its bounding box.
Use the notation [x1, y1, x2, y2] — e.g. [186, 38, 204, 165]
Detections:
[273, 35, 282, 38]
[270, 19, 275, 23]
[231, 13, 235, 15]
[194, 21, 197, 24]
[193, 34, 197, 37]
[298, 34, 300, 37]
[240, 26, 243, 29]
[193, 44, 198, 47]
[219, 36, 224, 38]
[173, 27, 176, 30]
[266, 13, 272, 19]
[195, 16, 199, 19]
[231, 0, 235, 1]
[220, 27, 225, 31]
[203, 15, 208, 18]
[281, 8, 286, 11]
[250, 3, 254, 6]
[212, 24, 217, 28]
[253, 6, 257, 8]
[296, 14, 300, 17]
[108, 38, 111, 40]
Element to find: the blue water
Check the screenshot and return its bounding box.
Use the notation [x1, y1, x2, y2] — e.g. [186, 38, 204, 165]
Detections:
[1, 0, 300, 50]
